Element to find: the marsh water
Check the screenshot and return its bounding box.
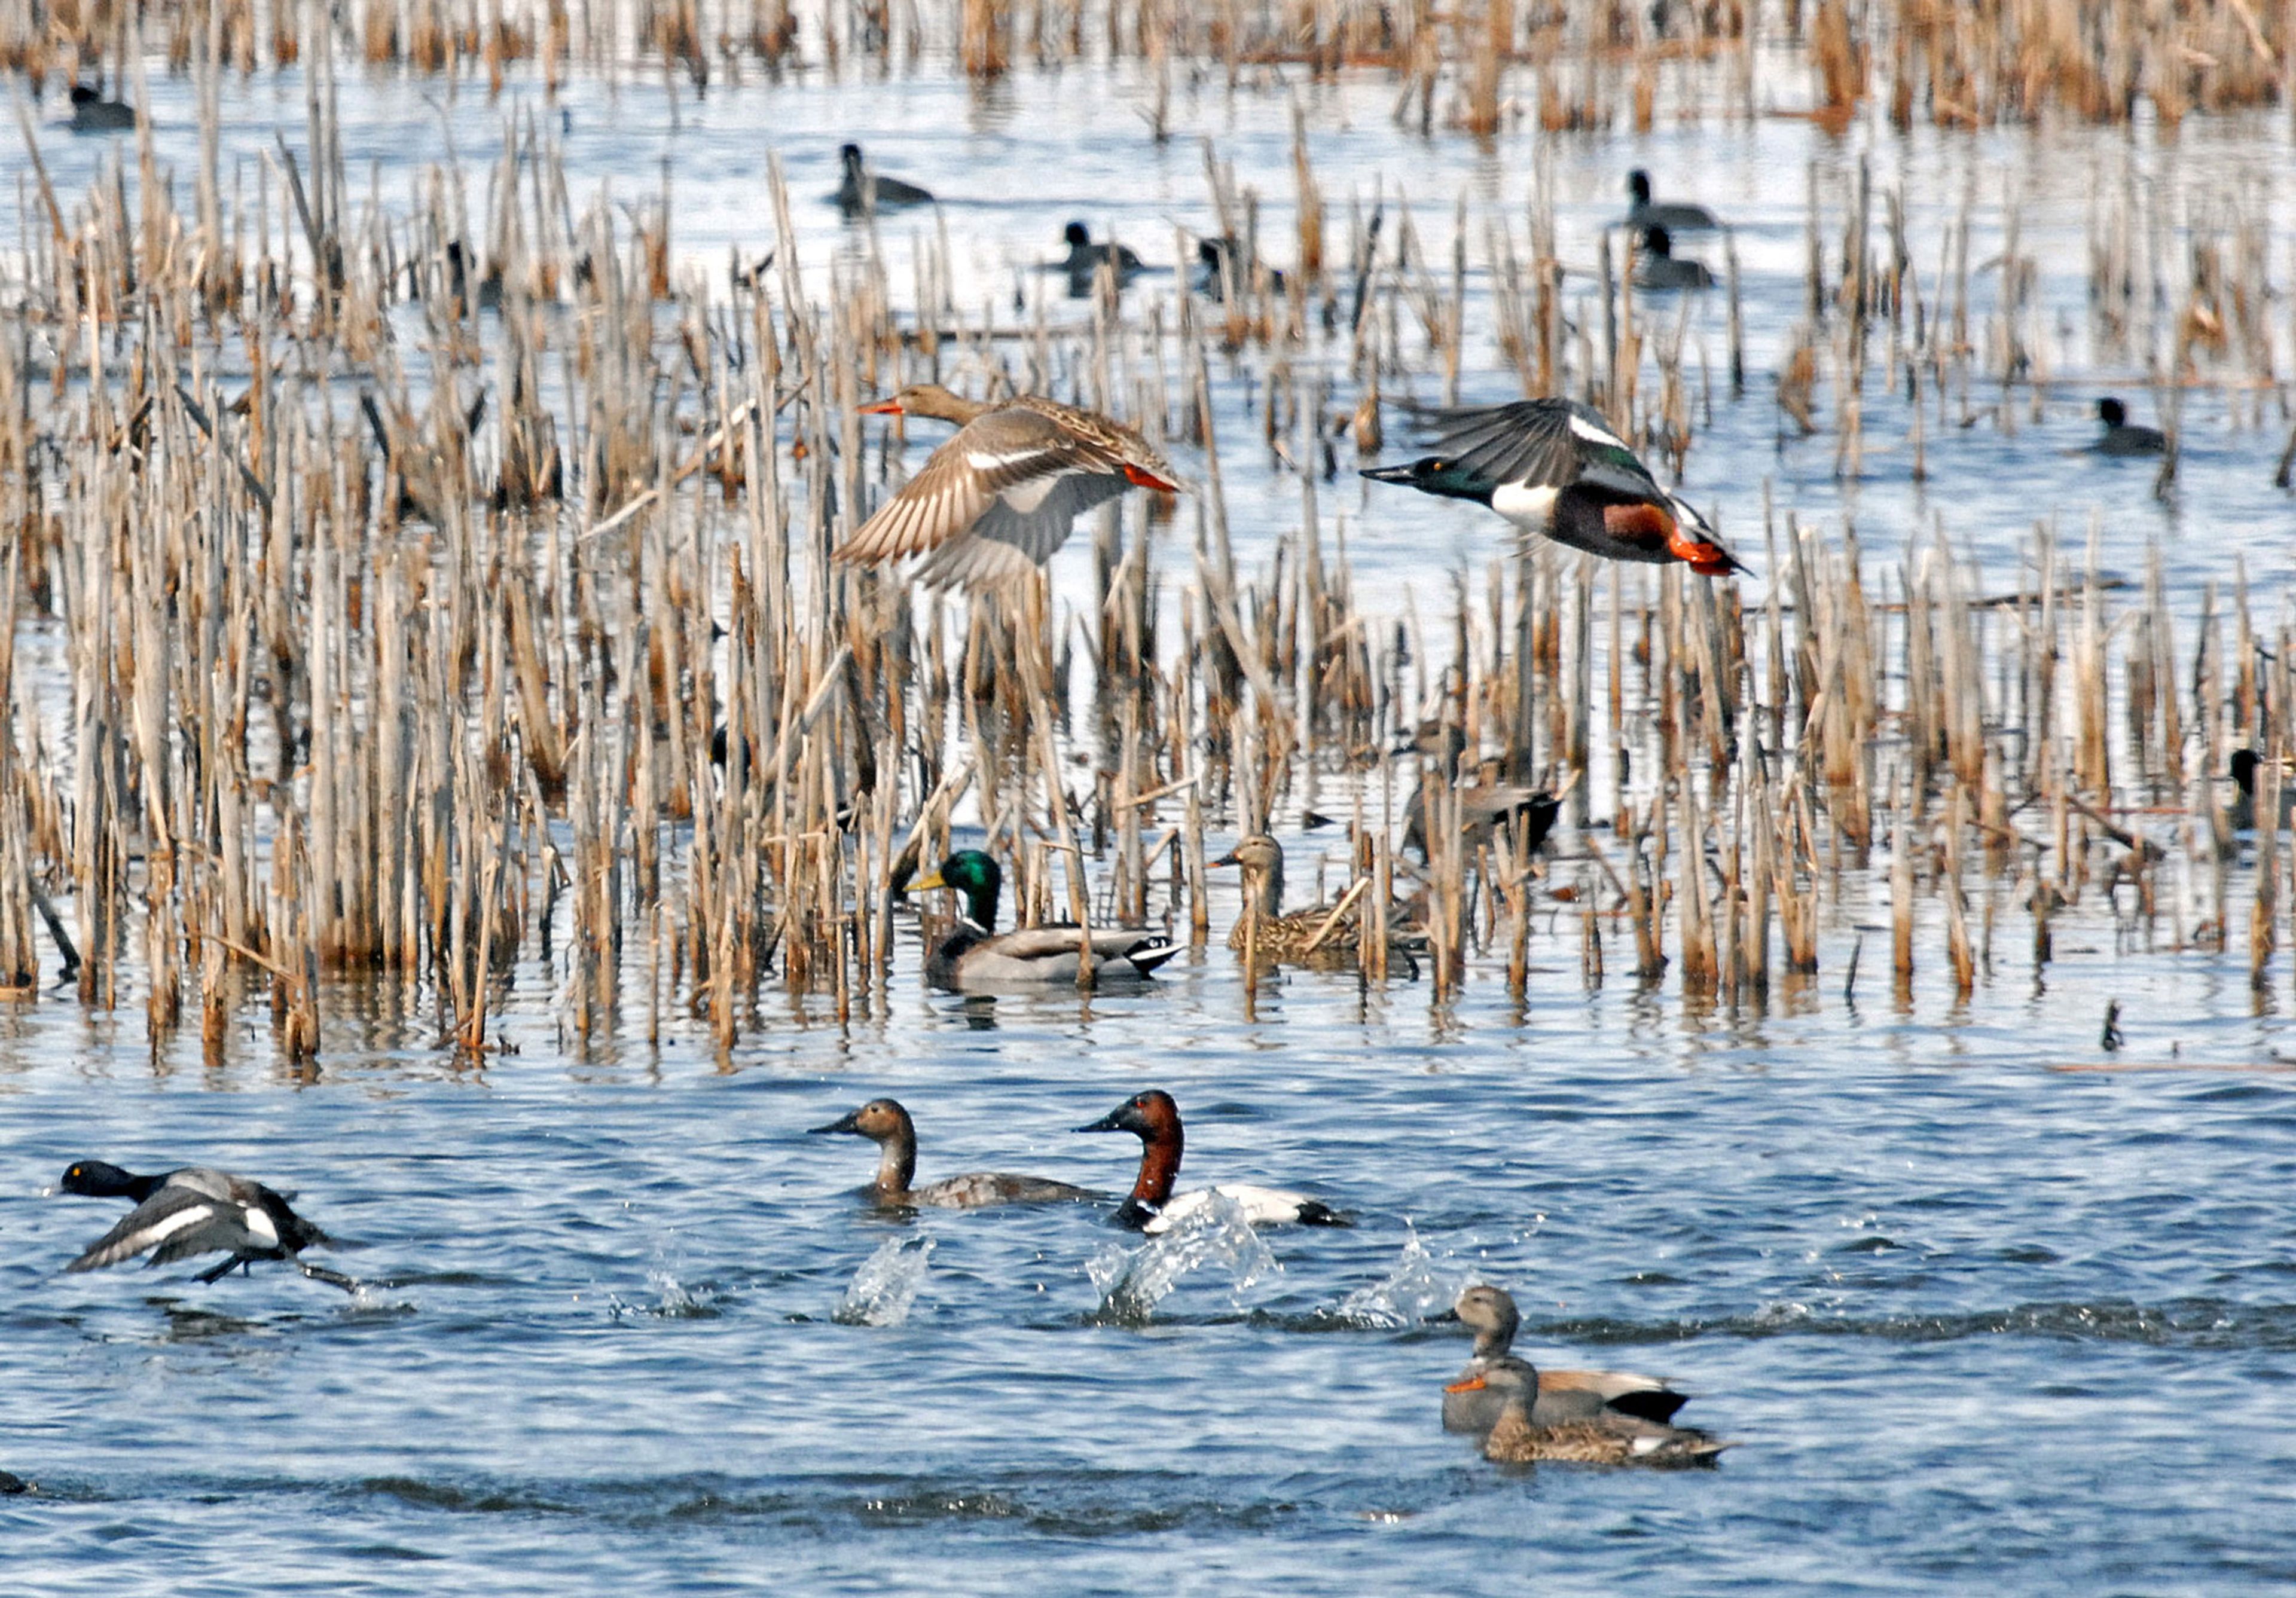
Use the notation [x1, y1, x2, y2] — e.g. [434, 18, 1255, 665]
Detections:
[7, 29, 2296, 1598]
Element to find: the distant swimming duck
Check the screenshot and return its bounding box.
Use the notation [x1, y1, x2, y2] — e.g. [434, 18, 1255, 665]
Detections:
[1362, 399, 1743, 576]
[1195, 235, 1285, 299]
[1623, 169, 1719, 234]
[1060, 222, 1146, 280]
[2093, 396, 2165, 456]
[1401, 768, 1561, 861]
[833, 143, 934, 215]
[54, 1160, 352, 1289]
[809, 1098, 1099, 1209]
[1453, 1359, 1730, 1467]
[0, 1469, 30, 1494]
[1074, 1089, 1348, 1234]
[1633, 225, 1715, 291]
[68, 85, 137, 133]
[904, 848, 1180, 988]
[837, 383, 1179, 588]
[2228, 748, 2295, 832]
[1443, 1284, 1689, 1436]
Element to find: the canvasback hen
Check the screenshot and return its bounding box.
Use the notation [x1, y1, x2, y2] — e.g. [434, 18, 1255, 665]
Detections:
[1073, 1089, 1348, 1234]
[1443, 1284, 1689, 1435]
[808, 1098, 1099, 1209]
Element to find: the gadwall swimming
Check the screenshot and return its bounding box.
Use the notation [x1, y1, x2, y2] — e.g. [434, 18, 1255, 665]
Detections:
[904, 849, 1178, 988]
[808, 1098, 1098, 1209]
[55, 1160, 353, 1289]
[1623, 169, 1719, 234]
[833, 143, 933, 215]
[835, 383, 1179, 590]
[1075, 1089, 1348, 1234]
[1443, 1284, 1689, 1435]
[1362, 399, 1742, 576]
[2093, 396, 2165, 456]
[1455, 1359, 1731, 1467]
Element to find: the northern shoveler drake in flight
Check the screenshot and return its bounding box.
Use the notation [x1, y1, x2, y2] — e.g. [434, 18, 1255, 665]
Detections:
[1361, 399, 1744, 576]
[836, 383, 1180, 590]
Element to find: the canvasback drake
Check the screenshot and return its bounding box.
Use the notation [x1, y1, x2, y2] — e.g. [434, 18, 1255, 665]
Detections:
[1361, 399, 1743, 576]
[1073, 1089, 1348, 1234]
[808, 1098, 1098, 1209]
[835, 384, 1179, 591]
[903, 850, 1178, 988]
[55, 1160, 353, 1290]
[1443, 1284, 1689, 1435]
[1452, 1359, 1730, 1468]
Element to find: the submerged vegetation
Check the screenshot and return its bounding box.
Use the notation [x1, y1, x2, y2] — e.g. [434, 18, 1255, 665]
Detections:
[0, 0, 2289, 1072]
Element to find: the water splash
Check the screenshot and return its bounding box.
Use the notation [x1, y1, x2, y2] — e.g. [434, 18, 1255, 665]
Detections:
[1337, 1224, 1458, 1329]
[1086, 1193, 1276, 1325]
[834, 1236, 935, 1327]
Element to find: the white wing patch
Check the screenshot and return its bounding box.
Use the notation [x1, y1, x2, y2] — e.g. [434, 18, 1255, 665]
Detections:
[138, 1205, 218, 1245]
[1567, 413, 1627, 450]
[242, 1205, 280, 1245]
[997, 476, 1062, 514]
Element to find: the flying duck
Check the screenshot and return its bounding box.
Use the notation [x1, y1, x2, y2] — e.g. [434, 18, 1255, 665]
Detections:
[54, 1160, 353, 1290]
[1361, 399, 1743, 575]
[1074, 1089, 1348, 1234]
[905, 848, 1180, 988]
[835, 383, 1180, 589]
[808, 1098, 1100, 1209]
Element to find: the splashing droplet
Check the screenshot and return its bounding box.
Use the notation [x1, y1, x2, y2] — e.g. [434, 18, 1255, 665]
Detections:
[835, 1236, 935, 1326]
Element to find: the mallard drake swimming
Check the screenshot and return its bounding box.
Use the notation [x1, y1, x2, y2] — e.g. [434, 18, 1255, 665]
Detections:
[54, 1160, 353, 1290]
[832, 143, 934, 215]
[1633, 225, 1715, 291]
[1074, 1089, 1348, 1233]
[1454, 1359, 1731, 1467]
[1623, 168, 1720, 234]
[2093, 396, 2165, 456]
[68, 85, 137, 133]
[906, 849, 1179, 989]
[808, 1098, 1099, 1208]
[1213, 833, 1422, 968]
[1361, 399, 1743, 576]
[835, 383, 1180, 590]
[1443, 1285, 1689, 1435]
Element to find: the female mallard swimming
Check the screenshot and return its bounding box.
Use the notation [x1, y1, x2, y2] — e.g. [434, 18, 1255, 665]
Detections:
[1213, 834, 1422, 970]
[1452, 1359, 1731, 1468]
[908, 850, 1178, 990]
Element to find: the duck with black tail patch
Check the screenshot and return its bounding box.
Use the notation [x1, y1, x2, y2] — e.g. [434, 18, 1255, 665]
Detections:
[1074, 1090, 1349, 1234]
[906, 850, 1178, 990]
[53, 1160, 356, 1291]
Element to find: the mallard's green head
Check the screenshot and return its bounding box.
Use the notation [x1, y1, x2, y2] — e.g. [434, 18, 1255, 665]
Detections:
[912, 849, 1003, 929]
[1360, 456, 1495, 506]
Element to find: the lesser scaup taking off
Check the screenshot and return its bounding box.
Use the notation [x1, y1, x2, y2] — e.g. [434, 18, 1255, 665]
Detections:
[808, 1098, 1100, 1209]
[835, 383, 1180, 591]
[56, 1160, 354, 1290]
[1452, 1359, 1732, 1466]
[1442, 1284, 1689, 1436]
[1074, 1089, 1348, 1233]
[901, 849, 1180, 988]
[2093, 396, 2165, 456]
[833, 143, 933, 215]
[1361, 399, 1744, 575]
